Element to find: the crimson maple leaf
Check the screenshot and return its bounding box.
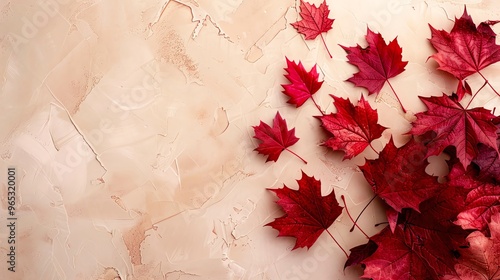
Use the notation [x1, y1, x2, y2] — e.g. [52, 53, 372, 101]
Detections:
[359, 138, 441, 212]
[281, 58, 323, 107]
[363, 206, 469, 280]
[429, 7, 500, 100]
[291, 0, 335, 58]
[409, 94, 498, 168]
[456, 181, 500, 233]
[341, 28, 408, 111]
[362, 225, 439, 280]
[253, 112, 306, 163]
[444, 213, 500, 280]
[318, 95, 386, 159]
[420, 166, 470, 229]
[266, 171, 343, 249]
[446, 166, 500, 234]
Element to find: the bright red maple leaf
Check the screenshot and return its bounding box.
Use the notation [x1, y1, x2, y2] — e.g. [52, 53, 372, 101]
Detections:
[444, 213, 500, 280]
[341, 28, 408, 111]
[429, 7, 500, 100]
[359, 138, 441, 212]
[253, 112, 305, 163]
[266, 171, 343, 249]
[281, 58, 323, 107]
[409, 94, 498, 168]
[318, 95, 386, 159]
[291, 0, 335, 57]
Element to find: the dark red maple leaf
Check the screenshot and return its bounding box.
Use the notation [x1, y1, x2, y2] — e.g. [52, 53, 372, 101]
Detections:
[362, 225, 460, 280]
[253, 112, 306, 163]
[341, 28, 408, 111]
[473, 116, 500, 183]
[281, 58, 323, 107]
[359, 137, 441, 212]
[444, 213, 500, 280]
[344, 240, 377, 270]
[474, 144, 500, 184]
[362, 225, 438, 280]
[363, 206, 469, 280]
[266, 171, 343, 249]
[291, 0, 335, 58]
[429, 7, 500, 100]
[318, 95, 386, 159]
[409, 94, 498, 168]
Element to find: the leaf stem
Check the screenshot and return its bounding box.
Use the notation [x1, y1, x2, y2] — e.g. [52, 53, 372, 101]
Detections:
[341, 195, 369, 238]
[311, 96, 325, 116]
[386, 80, 407, 113]
[478, 71, 500, 97]
[369, 143, 379, 155]
[465, 80, 488, 109]
[285, 148, 308, 164]
[326, 229, 348, 258]
[349, 195, 377, 232]
[320, 34, 333, 58]
[374, 222, 389, 227]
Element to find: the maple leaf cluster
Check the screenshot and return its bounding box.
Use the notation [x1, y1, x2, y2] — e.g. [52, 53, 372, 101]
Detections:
[251, 2, 500, 279]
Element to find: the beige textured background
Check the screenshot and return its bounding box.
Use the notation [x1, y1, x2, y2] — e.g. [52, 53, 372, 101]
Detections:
[1, 0, 499, 279]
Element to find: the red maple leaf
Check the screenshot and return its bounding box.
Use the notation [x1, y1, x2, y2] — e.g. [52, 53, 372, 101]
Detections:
[456, 181, 500, 233]
[363, 205, 469, 280]
[344, 240, 377, 270]
[445, 163, 498, 235]
[447, 167, 500, 234]
[266, 171, 343, 249]
[291, 0, 335, 58]
[429, 7, 500, 100]
[362, 224, 462, 280]
[362, 225, 439, 280]
[444, 213, 500, 280]
[474, 145, 500, 184]
[253, 112, 306, 163]
[455, 79, 472, 101]
[409, 94, 499, 168]
[341, 28, 408, 112]
[318, 94, 386, 159]
[474, 116, 500, 183]
[359, 138, 441, 212]
[281, 58, 323, 108]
